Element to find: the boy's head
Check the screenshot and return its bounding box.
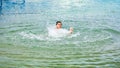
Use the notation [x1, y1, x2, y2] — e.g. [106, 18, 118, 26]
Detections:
[56, 21, 62, 29]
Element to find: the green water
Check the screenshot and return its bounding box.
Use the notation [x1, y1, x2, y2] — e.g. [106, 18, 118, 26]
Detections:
[0, 0, 120, 68]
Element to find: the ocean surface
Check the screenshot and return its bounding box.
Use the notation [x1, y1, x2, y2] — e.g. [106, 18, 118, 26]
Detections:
[0, 0, 120, 68]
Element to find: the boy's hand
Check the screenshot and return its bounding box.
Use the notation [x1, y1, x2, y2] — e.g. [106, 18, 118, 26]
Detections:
[69, 27, 73, 34]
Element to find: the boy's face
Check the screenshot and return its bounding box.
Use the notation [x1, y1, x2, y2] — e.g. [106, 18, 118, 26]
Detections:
[56, 23, 62, 29]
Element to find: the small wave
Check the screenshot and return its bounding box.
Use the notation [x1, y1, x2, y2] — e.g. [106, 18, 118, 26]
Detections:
[89, 32, 111, 42]
[104, 28, 120, 34]
[18, 25, 112, 44]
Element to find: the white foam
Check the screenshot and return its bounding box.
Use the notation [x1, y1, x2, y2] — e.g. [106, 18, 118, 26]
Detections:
[68, 32, 80, 38]
[19, 32, 45, 40]
[47, 26, 70, 38]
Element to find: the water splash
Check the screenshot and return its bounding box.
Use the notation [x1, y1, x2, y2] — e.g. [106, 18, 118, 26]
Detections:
[47, 25, 70, 38]
[19, 25, 73, 41]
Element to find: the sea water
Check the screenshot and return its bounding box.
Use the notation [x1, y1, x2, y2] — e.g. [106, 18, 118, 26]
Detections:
[0, 0, 120, 68]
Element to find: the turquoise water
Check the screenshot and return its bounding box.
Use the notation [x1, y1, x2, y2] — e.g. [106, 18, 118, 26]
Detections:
[0, 0, 120, 68]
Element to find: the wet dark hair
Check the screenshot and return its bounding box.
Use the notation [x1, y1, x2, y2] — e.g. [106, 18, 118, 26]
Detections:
[56, 21, 62, 25]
